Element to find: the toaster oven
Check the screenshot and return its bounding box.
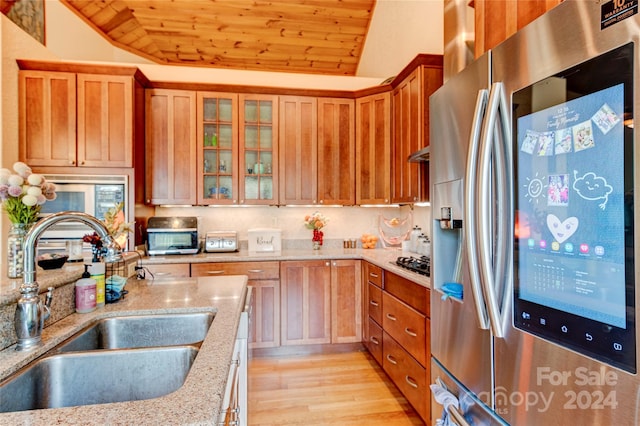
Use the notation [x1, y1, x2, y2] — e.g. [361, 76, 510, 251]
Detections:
[146, 216, 199, 255]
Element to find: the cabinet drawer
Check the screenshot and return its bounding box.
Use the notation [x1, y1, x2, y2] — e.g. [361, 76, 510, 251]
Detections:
[367, 282, 383, 325]
[384, 271, 429, 316]
[366, 317, 383, 366]
[144, 263, 190, 279]
[383, 331, 429, 422]
[191, 261, 280, 279]
[382, 292, 426, 366]
[364, 262, 383, 288]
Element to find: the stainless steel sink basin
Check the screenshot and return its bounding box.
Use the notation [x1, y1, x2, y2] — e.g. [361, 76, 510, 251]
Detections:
[0, 346, 198, 412]
[55, 312, 215, 352]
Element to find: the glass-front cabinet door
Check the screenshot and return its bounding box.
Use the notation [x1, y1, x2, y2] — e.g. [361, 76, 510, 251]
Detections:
[239, 94, 278, 205]
[197, 92, 239, 205]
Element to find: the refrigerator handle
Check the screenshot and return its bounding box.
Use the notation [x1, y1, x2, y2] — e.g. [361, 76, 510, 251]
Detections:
[477, 82, 511, 339]
[464, 88, 490, 330]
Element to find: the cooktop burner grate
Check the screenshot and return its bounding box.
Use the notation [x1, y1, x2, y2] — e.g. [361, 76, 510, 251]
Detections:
[394, 256, 431, 277]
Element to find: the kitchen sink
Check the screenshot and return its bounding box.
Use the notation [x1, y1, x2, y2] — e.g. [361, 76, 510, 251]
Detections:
[0, 346, 198, 413]
[0, 312, 216, 413]
[54, 312, 215, 352]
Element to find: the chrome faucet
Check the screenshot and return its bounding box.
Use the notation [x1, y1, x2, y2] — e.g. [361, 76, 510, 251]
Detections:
[14, 211, 122, 351]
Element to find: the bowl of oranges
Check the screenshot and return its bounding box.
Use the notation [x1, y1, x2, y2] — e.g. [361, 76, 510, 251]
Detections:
[360, 233, 379, 249]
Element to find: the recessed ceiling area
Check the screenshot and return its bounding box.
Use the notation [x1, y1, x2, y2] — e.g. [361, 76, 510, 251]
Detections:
[60, 0, 377, 76]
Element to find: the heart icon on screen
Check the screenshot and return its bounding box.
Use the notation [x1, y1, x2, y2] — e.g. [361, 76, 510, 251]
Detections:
[546, 214, 579, 244]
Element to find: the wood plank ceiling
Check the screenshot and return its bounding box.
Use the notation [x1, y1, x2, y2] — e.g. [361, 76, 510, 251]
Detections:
[60, 0, 377, 76]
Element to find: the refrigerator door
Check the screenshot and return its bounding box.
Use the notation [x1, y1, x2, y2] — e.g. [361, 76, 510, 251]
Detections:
[492, 1, 640, 424]
[430, 52, 494, 420]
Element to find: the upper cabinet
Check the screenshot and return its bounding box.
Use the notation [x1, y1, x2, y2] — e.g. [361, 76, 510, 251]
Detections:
[317, 98, 355, 205]
[196, 92, 239, 205]
[474, 0, 562, 57]
[356, 92, 391, 205]
[279, 96, 318, 205]
[18, 63, 142, 169]
[145, 89, 197, 205]
[239, 94, 279, 205]
[390, 56, 443, 204]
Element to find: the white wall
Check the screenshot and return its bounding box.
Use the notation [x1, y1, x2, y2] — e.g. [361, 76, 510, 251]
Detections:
[357, 0, 444, 78]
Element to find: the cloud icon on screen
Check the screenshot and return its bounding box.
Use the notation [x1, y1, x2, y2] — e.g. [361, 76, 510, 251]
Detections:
[572, 170, 613, 209]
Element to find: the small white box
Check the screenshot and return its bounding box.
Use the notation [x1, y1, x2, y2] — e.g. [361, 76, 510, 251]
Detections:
[248, 228, 282, 252]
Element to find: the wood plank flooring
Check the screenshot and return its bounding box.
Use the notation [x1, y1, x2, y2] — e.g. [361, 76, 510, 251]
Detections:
[248, 346, 424, 425]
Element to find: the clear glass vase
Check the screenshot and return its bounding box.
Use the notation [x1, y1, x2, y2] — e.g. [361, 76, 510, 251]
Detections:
[7, 223, 29, 279]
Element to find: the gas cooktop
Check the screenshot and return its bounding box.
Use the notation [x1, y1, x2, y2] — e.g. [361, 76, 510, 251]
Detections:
[394, 256, 431, 277]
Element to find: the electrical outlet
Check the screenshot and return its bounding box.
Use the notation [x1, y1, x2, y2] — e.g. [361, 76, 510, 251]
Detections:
[272, 216, 278, 226]
[127, 262, 137, 277]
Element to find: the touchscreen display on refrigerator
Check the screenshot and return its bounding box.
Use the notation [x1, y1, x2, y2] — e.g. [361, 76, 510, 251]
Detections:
[513, 43, 635, 372]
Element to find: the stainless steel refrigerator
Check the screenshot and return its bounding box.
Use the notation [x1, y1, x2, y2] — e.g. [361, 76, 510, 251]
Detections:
[430, 1, 639, 424]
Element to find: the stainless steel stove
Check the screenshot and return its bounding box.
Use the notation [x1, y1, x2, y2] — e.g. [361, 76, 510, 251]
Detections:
[394, 256, 431, 277]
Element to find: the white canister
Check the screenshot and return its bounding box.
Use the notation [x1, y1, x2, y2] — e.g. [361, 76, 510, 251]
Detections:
[410, 226, 422, 253]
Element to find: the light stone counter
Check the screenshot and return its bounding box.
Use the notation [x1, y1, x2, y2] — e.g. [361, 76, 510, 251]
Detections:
[143, 247, 431, 288]
[0, 275, 248, 425]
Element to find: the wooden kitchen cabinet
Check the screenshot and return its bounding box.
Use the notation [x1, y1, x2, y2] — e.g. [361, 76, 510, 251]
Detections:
[280, 260, 331, 345]
[19, 68, 139, 168]
[191, 261, 280, 349]
[77, 74, 133, 168]
[391, 57, 442, 204]
[19, 71, 76, 167]
[143, 263, 191, 280]
[356, 92, 391, 205]
[474, 0, 561, 58]
[317, 98, 355, 205]
[238, 94, 279, 205]
[145, 89, 197, 205]
[330, 259, 362, 343]
[196, 91, 239, 205]
[278, 96, 318, 205]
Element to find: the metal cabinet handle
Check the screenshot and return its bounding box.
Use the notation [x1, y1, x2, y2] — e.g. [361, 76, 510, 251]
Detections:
[247, 269, 264, 273]
[369, 273, 379, 278]
[386, 313, 397, 321]
[405, 375, 418, 389]
[156, 272, 170, 276]
[386, 354, 397, 365]
[207, 270, 225, 275]
[404, 327, 417, 337]
[370, 336, 380, 345]
[369, 300, 379, 307]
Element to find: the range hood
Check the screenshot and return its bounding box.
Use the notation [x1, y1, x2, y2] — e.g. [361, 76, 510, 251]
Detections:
[407, 146, 430, 163]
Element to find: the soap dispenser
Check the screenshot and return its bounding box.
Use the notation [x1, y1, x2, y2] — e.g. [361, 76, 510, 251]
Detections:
[76, 265, 97, 313]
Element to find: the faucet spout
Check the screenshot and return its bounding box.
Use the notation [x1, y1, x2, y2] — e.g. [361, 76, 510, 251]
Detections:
[14, 211, 122, 351]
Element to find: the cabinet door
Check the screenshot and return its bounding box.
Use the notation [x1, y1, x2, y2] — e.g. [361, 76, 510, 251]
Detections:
[19, 70, 76, 167]
[317, 98, 355, 205]
[392, 68, 422, 204]
[356, 92, 391, 205]
[77, 74, 133, 168]
[145, 89, 197, 205]
[280, 260, 331, 345]
[330, 259, 362, 343]
[239, 94, 279, 205]
[279, 96, 318, 205]
[197, 92, 239, 205]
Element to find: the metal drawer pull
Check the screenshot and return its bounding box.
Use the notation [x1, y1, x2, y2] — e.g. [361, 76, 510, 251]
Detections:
[369, 300, 379, 307]
[404, 328, 417, 337]
[207, 270, 225, 275]
[370, 273, 379, 278]
[247, 269, 264, 273]
[386, 354, 397, 365]
[405, 375, 418, 389]
[370, 336, 380, 345]
[386, 313, 397, 321]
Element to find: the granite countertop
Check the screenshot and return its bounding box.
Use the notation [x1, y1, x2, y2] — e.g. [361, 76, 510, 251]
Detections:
[0, 275, 248, 425]
[143, 247, 431, 289]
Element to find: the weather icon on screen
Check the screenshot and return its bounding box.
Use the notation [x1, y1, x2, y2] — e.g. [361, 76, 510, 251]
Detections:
[524, 172, 545, 204]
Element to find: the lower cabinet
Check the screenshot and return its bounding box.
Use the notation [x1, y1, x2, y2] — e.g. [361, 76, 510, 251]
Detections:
[362, 262, 431, 424]
[191, 261, 280, 349]
[143, 263, 190, 280]
[280, 259, 362, 346]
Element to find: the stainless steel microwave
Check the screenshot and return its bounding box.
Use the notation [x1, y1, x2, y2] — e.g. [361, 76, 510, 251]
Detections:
[38, 174, 128, 240]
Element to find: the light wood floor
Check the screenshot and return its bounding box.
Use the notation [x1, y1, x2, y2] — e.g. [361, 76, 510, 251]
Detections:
[248, 346, 424, 426]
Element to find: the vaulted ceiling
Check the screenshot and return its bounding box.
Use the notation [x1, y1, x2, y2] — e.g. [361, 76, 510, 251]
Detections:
[59, 0, 377, 76]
